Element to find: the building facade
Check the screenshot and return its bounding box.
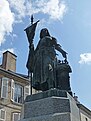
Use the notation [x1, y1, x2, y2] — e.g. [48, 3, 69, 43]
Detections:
[73, 95, 91, 121]
[0, 51, 31, 121]
[78, 104, 91, 121]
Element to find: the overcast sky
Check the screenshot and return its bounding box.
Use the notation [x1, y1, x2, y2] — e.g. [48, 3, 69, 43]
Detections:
[0, 0, 91, 110]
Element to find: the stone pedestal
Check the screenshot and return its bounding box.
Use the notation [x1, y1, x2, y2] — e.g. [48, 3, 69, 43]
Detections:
[19, 89, 80, 121]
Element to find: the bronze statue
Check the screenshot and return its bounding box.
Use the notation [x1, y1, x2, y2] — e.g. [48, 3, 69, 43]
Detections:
[56, 61, 72, 91]
[25, 17, 72, 93]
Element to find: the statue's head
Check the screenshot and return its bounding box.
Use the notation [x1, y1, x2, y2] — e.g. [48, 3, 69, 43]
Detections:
[40, 28, 50, 39]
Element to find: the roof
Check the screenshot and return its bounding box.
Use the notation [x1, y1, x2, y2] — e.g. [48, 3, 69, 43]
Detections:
[77, 103, 91, 117]
[8, 70, 28, 78]
[0, 67, 29, 85]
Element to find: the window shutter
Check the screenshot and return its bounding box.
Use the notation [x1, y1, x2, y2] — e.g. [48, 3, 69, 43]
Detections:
[24, 86, 30, 100]
[13, 113, 20, 121]
[0, 109, 6, 120]
[0, 78, 1, 97]
[1, 77, 8, 98]
[11, 79, 14, 101]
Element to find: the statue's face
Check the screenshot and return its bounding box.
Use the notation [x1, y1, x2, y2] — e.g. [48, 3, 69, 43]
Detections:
[40, 28, 49, 39]
[42, 28, 48, 33]
[42, 28, 48, 36]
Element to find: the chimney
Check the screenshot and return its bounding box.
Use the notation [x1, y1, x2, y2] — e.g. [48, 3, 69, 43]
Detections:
[2, 51, 17, 72]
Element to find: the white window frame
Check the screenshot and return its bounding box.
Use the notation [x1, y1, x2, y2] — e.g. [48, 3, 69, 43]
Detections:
[12, 113, 20, 121]
[0, 109, 6, 121]
[1, 77, 8, 99]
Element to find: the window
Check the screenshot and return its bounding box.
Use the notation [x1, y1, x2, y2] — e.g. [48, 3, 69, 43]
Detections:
[1, 77, 8, 98]
[11, 80, 23, 103]
[14, 83, 23, 103]
[11, 80, 24, 103]
[12, 113, 20, 121]
[0, 109, 5, 121]
[85, 118, 88, 121]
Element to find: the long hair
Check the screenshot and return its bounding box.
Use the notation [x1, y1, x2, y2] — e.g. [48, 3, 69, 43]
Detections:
[40, 28, 50, 39]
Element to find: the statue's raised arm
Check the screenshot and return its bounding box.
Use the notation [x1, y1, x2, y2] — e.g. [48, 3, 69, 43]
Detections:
[51, 37, 67, 59]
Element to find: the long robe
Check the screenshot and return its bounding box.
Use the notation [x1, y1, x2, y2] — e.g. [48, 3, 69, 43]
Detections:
[32, 36, 57, 90]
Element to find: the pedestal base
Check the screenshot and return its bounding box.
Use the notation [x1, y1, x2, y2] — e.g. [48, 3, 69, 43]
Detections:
[19, 89, 80, 121]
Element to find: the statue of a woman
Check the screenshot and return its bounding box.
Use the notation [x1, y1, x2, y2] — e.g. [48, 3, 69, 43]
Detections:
[31, 28, 67, 91]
